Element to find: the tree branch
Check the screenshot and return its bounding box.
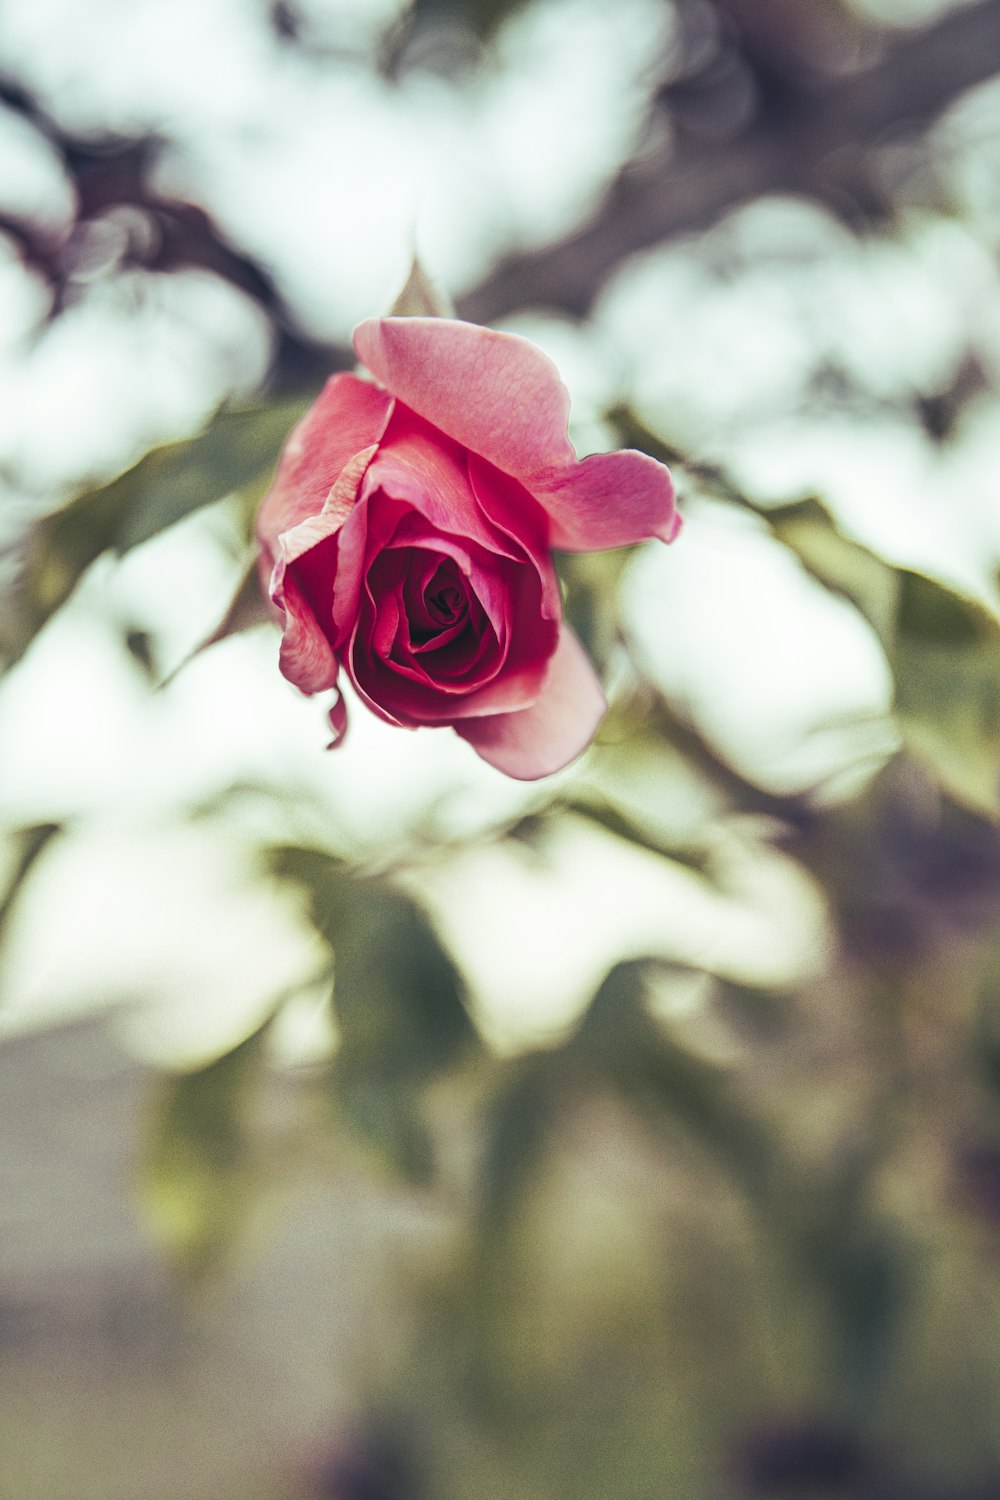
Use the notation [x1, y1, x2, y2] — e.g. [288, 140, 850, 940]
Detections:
[459, 0, 1000, 324]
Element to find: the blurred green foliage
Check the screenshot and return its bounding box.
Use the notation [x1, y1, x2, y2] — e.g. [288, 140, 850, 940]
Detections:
[760, 496, 1000, 818]
[0, 398, 306, 671]
[142, 1011, 278, 1281]
[3, 385, 1000, 1500]
[0, 822, 62, 957]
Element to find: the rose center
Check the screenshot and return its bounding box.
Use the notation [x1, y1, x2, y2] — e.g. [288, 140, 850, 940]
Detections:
[428, 583, 464, 625]
[414, 557, 469, 639]
[399, 552, 476, 652]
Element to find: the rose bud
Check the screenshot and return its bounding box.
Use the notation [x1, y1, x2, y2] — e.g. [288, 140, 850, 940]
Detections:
[256, 316, 678, 780]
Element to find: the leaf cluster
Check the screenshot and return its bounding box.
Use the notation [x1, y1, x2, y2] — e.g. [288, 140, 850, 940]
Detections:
[3, 384, 1000, 1499]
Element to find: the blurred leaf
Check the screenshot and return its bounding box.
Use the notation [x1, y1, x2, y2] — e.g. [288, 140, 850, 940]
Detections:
[892, 570, 1000, 818]
[404, 0, 532, 42]
[460, 1051, 561, 1404]
[600, 683, 800, 820]
[713, 977, 795, 1044]
[556, 548, 633, 673]
[0, 822, 61, 964]
[140, 1013, 276, 1280]
[575, 961, 769, 1192]
[265, 844, 350, 933]
[2, 397, 306, 671]
[267, 846, 478, 1177]
[764, 496, 898, 648]
[561, 792, 715, 875]
[767, 500, 1000, 818]
[973, 944, 1000, 1096]
[605, 404, 685, 473]
[478, 1053, 557, 1237]
[610, 415, 1000, 814]
[333, 1072, 436, 1183]
[388, 256, 454, 318]
[122, 626, 157, 679]
[332, 881, 475, 1082]
[580, 963, 906, 1411]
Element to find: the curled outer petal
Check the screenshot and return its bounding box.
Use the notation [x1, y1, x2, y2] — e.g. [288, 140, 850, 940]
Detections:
[256, 372, 394, 574]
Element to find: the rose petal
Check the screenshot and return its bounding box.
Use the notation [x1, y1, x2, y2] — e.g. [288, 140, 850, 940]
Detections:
[530, 450, 680, 558]
[279, 444, 381, 568]
[455, 624, 606, 780]
[256, 373, 393, 564]
[354, 318, 575, 480]
[364, 503, 514, 647]
[533, 447, 680, 553]
[467, 455, 560, 618]
[326, 690, 348, 748]
[364, 405, 522, 558]
[329, 498, 374, 650]
[272, 562, 339, 694]
[348, 514, 559, 718]
[267, 445, 384, 703]
[353, 318, 678, 556]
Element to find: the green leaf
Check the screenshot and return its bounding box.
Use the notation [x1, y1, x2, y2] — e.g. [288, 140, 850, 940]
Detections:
[405, 0, 532, 43]
[0, 822, 61, 964]
[764, 496, 898, 648]
[333, 1071, 436, 1184]
[333, 881, 475, 1081]
[576, 961, 769, 1190]
[556, 548, 633, 674]
[559, 792, 715, 876]
[388, 257, 454, 319]
[892, 570, 1000, 817]
[578, 961, 904, 1406]
[598, 686, 795, 819]
[2, 397, 307, 670]
[460, 1052, 560, 1399]
[761, 497, 1000, 817]
[477, 1054, 556, 1236]
[267, 847, 478, 1177]
[604, 404, 685, 473]
[973, 943, 1000, 1096]
[140, 1014, 276, 1280]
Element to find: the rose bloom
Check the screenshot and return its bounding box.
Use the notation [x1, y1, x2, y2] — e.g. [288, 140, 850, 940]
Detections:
[256, 317, 678, 780]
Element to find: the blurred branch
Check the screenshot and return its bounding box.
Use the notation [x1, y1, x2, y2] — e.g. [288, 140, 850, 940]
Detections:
[5, 1, 998, 378]
[0, 72, 349, 392]
[461, 0, 1000, 322]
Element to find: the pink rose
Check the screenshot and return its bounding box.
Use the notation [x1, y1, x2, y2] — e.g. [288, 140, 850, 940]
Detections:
[256, 317, 678, 780]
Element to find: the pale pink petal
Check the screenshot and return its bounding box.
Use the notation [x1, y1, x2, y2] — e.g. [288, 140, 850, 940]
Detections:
[455, 625, 606, 780]
[353, 318, 678, 556]
[255, 373, 393, 562]
[533, 448, 680, 553]
[353, 318, 574, 479]
[278, 443, 380, 572]
[271, 448, 385, 697]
